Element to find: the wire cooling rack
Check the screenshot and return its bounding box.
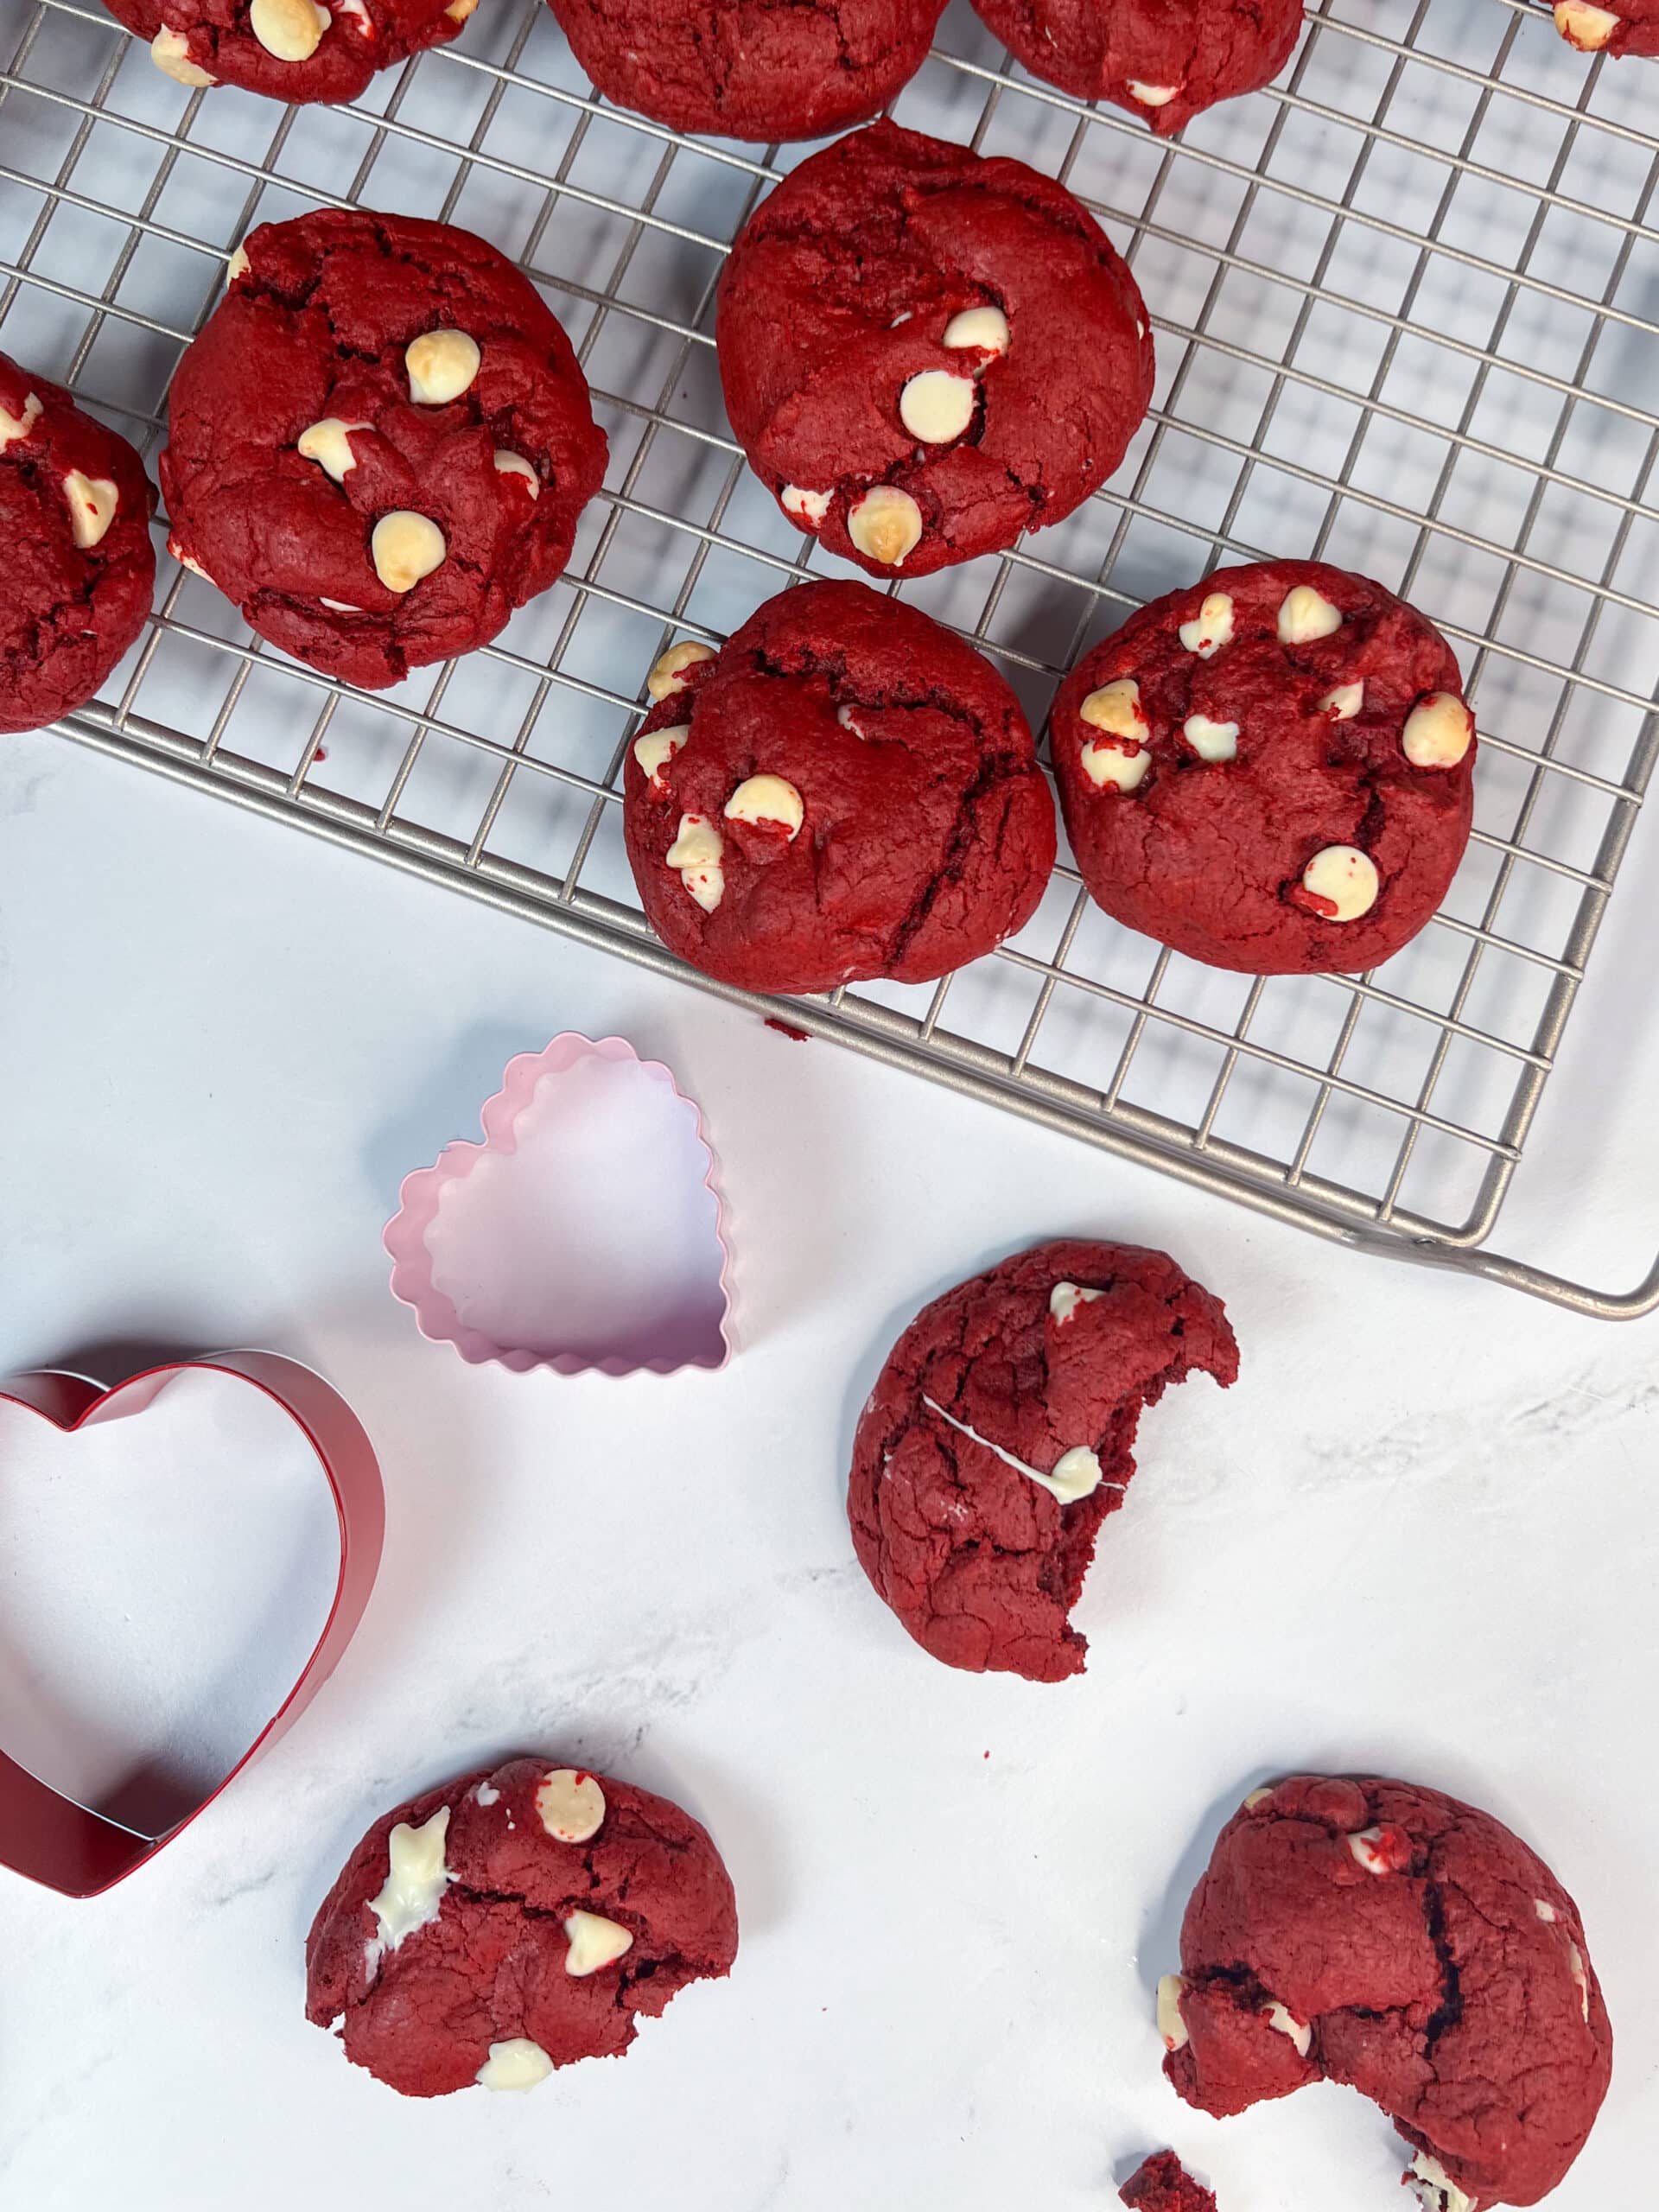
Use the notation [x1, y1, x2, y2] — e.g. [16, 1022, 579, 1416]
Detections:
[3, 0, 1657, 1315]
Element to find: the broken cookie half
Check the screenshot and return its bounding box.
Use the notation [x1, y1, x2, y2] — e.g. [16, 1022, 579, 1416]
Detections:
[1157, 1774, 1611, 2209]
[847, 1238, 1238, 1681]
[305, 1755, 737, 2095]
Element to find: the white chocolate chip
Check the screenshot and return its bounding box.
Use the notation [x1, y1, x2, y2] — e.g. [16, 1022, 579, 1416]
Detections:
[1079, 676, 1147, 740]
[847, 484, 922, 568]
[1554, 0, 1620, 44]
[633, 722, 690, 793]
[151, 26, 217, 84]
[1183, 713, 1238, 762]
[1179, 591, 1235, 658]
[296, 416, 370, 482]
[535, 1768, 606, 1844]
[942, 304, 1010, 359]
[1277, 584, 1344, 645]
[406, 328, 481, 405]
[1319, 680, 1365, 721]
[1300, 845, 1379, 924]
[836, 702, 865, 735]
[167, 534, 212, 582]
[920, 1395, 1109, 1506]
[1078, 680, 1150, 788]
[1156, 1973, 1189, 2051]
[61, 471, 118, 550]
[724, 773, 804, 840]
[1535, 1897, 1557, 1923]
[1402, 690, 1473, 769]
[317, 596, 364, 611]
[1049, 1281, 1104, 1325]
[1408, 2152, 1475, 2212]
[782, 483, 832, 528]
[1262, 2000, 1312, 2057]
[1048, 1446, 1103, 1501]
[563, 1910, 633, 1977]
[1128, 79, 1179, 105]
[493, 449, 539, 496]
[665, 812, 725, 912]
[899, 368, 976, 445]
[371, 511, 446, 594]
[446, 0, 478, 20]
[1081, 739, 1150, 792]
[474, 2038, 552, 2091]
[0, 391, 42, 449]
[366, 1806, 451, 1968]
[473, 1781, 500, 1806]
[226, 244, 250, 283]
[248, 0, 330, 61]
[334, 0, 372, 29]
[1345, 1823, 1406, 1874]
[1568, 1942, 1590, 2023]
[1243, 1786, 1274, 1809]
[647, 639, 716, 701]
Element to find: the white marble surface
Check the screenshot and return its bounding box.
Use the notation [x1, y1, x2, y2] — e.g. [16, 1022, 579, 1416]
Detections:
[2, 733, 1656, 2210]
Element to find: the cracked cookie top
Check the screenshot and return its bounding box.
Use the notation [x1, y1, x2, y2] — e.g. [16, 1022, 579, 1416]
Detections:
[1161, 1775, 1612, 2210]
[717, 121, 1154, 579]
[160, 210, 607, 691]
[305, 1755, 739, 2097]
[970, 0, 1304, 136]
[0, 350, 156, 736]
[545, 0, 948, 140]
[1052, 558, 1477, 976]
[622, 578, 1057, 995]
[847, 1238, 1238, 1681]
[108, 0, 474, 106]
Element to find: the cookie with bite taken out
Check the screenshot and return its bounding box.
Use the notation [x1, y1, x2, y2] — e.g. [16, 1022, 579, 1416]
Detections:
[847, 1238, 1238, 1681]
[1159, 1774, 1611, 2210]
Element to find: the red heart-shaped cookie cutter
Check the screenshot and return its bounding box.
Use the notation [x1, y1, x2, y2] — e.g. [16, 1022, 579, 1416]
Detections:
[0, 1351, 383, 1898]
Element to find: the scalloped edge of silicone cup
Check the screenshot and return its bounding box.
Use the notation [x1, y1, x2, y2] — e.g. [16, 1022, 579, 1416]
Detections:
[382, 1033, 734, 1376]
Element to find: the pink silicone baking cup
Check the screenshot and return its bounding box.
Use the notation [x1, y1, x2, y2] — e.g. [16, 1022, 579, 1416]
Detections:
[383, 1033, 734, 1376]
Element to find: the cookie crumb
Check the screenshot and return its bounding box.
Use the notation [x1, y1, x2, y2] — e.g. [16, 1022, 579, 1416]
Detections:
[1119, 2150, 1217, 2212]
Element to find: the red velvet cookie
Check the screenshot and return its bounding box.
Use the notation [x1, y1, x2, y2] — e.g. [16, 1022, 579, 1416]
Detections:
[112, 0, 473, 105]
[0, 353, 156, 736]
[161, 210, 607, 690]
[1120, 2152, 1217, 2212]
[306, 1756, 738, 2097]
[1052, 560, 1476, 976]
[1550, 0, 1659, 54]
[623, 580, 1056, 995]
[1160, 1775, 1612, 2210]
[847, 1239, 1237, 1681]
[545, 0, 948, 140]
[717, 121, 1153, 579]
[970, 0, 1302, 135]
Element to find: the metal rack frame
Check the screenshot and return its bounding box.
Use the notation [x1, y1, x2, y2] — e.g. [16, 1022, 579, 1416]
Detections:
[3, 0, 1657, 1316]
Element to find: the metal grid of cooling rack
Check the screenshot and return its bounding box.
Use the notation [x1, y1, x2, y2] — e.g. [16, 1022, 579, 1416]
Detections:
[3, 0, 1657, 1315]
